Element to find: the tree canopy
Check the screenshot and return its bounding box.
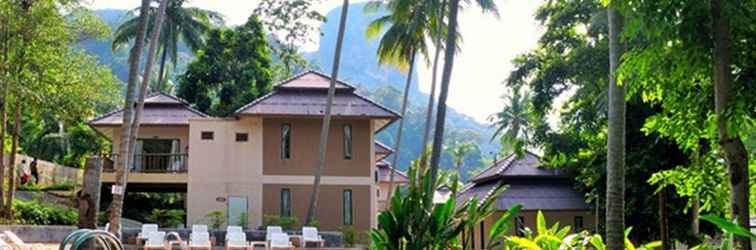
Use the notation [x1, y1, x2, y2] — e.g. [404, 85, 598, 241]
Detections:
[177, 16, 274, 117]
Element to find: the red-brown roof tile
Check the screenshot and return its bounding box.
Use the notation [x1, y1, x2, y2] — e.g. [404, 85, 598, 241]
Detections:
[88, 92, 209, 126]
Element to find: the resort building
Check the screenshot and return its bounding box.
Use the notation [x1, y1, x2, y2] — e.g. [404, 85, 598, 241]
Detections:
[88, 70, 401, 231]
[458, 151, 594, 248]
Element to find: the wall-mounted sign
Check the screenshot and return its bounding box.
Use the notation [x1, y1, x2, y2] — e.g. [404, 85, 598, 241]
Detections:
[216, 197, 226, 202]
[111, 185, 124, 195]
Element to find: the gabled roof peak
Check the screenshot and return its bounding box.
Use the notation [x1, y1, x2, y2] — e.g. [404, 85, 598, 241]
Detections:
[274, 70, 356, 91]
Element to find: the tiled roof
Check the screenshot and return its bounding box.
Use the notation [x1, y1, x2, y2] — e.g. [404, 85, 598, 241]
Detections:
[235, 71, 400, 121]
[275, 70, 354, 90]
[469, 151, 569, 183]
[88, 92, 209, 126]
[375, 141, 393, 160]
[459, 151, 590, 211]
[493, 180, 590, 211]
[376, 161, 408, 183]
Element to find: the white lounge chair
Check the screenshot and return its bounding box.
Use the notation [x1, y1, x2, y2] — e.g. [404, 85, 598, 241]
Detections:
[226, 226, 243, 243]
[144, 231, 167, 250]
[139, 224, 159, 238]
[189, 231, 212, 250]
[269, 233, 293, 250]
[225, 232, 248, 250]
[192, 224, 208, 233]
[265, 226, 283, 242]
[302, 227, 325, 248]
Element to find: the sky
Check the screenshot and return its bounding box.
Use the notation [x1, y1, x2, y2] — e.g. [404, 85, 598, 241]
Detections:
[84, 0, 544, 124]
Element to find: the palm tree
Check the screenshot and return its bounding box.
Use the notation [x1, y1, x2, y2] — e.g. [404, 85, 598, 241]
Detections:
[426, 0, 498, 206]
[606, 6, 626, 250]
[489, 84, 531, 156]
[364, 0, 433, 205]
[305, 0, 349, 225]
[112, 0, 222, 91]
[420, 0, 447, 173]
[710, 0, 751, 248]
[450, 141, 475, 181]
[108, 0, 168, 235]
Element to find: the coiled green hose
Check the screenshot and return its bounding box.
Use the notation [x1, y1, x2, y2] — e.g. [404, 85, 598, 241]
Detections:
[59, 229, 123, 250]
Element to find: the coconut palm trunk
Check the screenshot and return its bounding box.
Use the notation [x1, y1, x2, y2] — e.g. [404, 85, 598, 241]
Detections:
[420, 0, 446, 175]
[130, 0, 169, 153]
[710, 0, 751, 248]
[386, 52, 416, 206]
[157, 45, 168, 91]
[606, 7, 626, 250]
[306, 0, 349, 224]
[426, 0, 460, 205]
[420, 42, 440, 175]
[107, 0, 153, 235]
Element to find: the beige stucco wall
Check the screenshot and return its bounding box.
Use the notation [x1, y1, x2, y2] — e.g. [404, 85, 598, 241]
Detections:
[468, 210, 595, 249]
[108, 126, 190, 154]
[262, 118, 372, 177]
[186, 117, 264, 228]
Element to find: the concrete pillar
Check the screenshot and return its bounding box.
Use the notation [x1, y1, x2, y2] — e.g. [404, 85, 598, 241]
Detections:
[78, 157, 102, 228]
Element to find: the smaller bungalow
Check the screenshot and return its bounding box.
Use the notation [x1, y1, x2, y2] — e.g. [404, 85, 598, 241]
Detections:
[458, 151, 594, 249]
[374, 142, 409, 211]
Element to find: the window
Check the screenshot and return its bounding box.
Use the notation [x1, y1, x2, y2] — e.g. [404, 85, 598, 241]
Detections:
[343, 124, 352, 159]
[343, 189, 353, 225]
[235, 133, 248, 142]
[280, 188, 291, 217]
[515, 216, 525, 236]
[201, 131, 214, 140]
[374, 170, 378, 183]
[281, 124, 291, 159]
[376, 189, 380, 198]
[574, 216, 584, 232]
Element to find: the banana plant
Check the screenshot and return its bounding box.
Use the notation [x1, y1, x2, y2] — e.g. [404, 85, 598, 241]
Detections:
[689, 215, 756, 250]
[370, 158, 516, 250]
[497, 211, 661, 250]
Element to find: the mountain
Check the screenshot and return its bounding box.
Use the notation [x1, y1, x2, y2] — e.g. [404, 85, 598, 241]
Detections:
[80, 6, 500, 180]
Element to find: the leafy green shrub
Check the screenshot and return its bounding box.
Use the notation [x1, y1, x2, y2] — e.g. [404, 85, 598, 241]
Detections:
[262, 215, 298, 230]
[13, 200, 77, 225]
[145, 208, 185, 228]
[41, 181, 77, 191]
[17, 180, 77, 192]
[490, 210, 661, 250]
[305, 219, 320, 228]
[238, 212, 249, 229]
[370, 159, 509, 249]
[340, 226, 367, 247]
[202, 210, 225, 230]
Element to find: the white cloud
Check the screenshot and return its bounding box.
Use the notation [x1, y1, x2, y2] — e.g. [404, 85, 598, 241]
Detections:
[85, 0, 543, 123]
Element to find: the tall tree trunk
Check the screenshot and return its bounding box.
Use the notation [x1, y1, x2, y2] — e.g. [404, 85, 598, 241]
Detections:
[107, 0, 152, 235]
[606, 7, 626, 250]
[710, 1, 751, 249]
[0, 4, 7, 214]
[306, 0, 349, 224]
[3, 102, 19, 219]
[419, 0, 446, 182]
[658, 188, 669, 250]
[386, 52, 416, 207]
[419, 49, 439, 174]
[0, 84, 5, 214]
[157, 45, 168, 92]
[691, 197, 700, 236]
[426, 0, 460, 206]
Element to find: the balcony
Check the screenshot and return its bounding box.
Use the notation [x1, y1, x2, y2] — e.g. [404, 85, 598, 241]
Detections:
[100, 153, 188, 185]
[103, 153, 188, 173]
